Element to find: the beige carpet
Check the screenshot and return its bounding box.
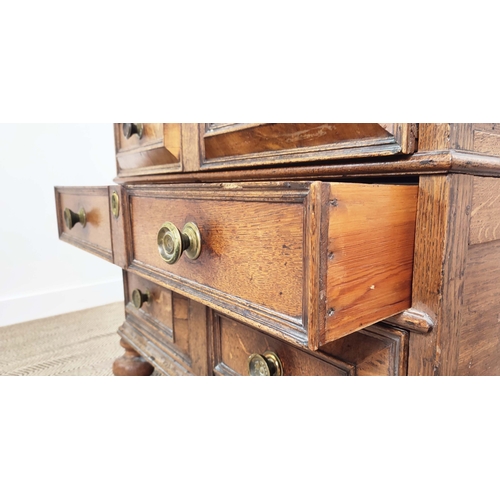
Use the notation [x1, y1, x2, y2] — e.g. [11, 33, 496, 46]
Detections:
[0, 302, 161, 376]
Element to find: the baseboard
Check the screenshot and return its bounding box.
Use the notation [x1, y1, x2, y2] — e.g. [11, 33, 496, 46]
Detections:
[0, 280, 124, 327]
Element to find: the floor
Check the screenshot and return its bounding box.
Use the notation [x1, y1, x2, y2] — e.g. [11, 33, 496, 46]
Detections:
[0, 302, 160, 376]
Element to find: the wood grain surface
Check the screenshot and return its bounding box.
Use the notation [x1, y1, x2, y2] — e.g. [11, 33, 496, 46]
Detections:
[129, 189, 305, 317]
[407, 174, 473, 376]
[323, 183, 418, 345]
[459, 239, 500, 375]
[469, 176, 500, 244]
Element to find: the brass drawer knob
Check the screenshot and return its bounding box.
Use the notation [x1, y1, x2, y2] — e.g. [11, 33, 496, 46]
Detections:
[157, 221, 202, 265]
[122, 123, 144, 140]
[64, 207, 86, 229]
[132, 289, 149, 309]
[248, 351, 283, 376]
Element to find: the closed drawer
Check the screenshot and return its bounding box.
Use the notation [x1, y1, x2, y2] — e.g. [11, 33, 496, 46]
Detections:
[202, 123, 417, 170]
[212, 313, 409, 376]
[55, 186, 113, 261]
[212, 313, 353, 376]
[115, 123, 181, 177]
[127, 181, 418, 350]
[121, 272, 209, 376]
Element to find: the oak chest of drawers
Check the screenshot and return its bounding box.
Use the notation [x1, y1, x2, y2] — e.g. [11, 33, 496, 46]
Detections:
[55, 123, 500, 376]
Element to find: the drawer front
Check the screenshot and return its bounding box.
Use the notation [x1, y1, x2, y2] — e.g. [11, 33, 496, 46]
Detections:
[127, 181, 418, 350]
[55, 186, 113, 261]
[128, 182, 311, 347]
[212, 313, 353, 376]
[202, 123, 417, 170]
[123, 272, 209, 376]
[115, 123, 181, 177]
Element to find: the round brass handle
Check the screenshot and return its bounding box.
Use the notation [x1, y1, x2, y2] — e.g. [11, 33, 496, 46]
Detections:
[64, 207, 86, 229]
[122, 123, 144, 140]
[132, 289, 149, 309]
[248, 351, 283, 376]
[157, 221, 202, 265]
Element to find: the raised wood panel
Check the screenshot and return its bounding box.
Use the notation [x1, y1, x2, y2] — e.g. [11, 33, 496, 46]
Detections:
[115, 123, 182, 177]
[55, 186, 113, 262]
[212, 314, 353, 376]
[322, 183, 418, 345]
[469, 176, 500, 245]
[452, 124, 500, 155]
[459, 240, 500, 375]
[202, 123, 417, 170]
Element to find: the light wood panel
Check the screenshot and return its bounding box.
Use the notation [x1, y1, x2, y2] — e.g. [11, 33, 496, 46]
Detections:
[322, 183, 418, 345]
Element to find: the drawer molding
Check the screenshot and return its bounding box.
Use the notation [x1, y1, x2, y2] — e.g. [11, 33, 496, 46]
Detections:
[125, 310, 192, 369]
[211, 312, 355, 376]
[118, 320, 191, 376]
[55, 186, 113, 262]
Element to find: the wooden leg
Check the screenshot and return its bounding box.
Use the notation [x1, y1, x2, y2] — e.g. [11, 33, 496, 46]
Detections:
[113, 338, 154, 376]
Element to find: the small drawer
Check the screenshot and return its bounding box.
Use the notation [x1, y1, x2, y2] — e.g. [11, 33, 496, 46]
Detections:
[127, 181, 418, 350]
[122, 272, 209, 376]
[55, 186, 113, 262]
[115, 123, 181, 177]
[212, 313, 353, 376]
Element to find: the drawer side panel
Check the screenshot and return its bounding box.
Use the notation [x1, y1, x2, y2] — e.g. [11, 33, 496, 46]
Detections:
[323, 183, 418, 345]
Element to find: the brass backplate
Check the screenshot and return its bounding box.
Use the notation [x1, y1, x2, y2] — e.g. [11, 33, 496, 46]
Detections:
[111, 191, 120, 219]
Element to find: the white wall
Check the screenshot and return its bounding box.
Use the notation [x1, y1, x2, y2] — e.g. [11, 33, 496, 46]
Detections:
[0, 124, 123, 327]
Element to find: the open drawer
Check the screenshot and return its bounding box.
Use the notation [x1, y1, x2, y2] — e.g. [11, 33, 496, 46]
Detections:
[126, 180, 418, 349]
[54, 185, 131, 267]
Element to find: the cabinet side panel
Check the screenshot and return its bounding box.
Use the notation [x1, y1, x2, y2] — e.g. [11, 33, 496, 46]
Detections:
[469, 176, 500, 245]
[459, 240, 500, 375]
[452, 124, 500, 156]
[408, 174, 473, 376]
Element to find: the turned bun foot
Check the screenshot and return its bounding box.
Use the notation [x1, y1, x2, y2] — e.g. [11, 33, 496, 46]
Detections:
[113, 338, 154, 376]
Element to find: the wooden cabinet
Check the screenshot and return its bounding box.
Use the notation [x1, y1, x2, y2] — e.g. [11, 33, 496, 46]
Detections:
[54, 123, 500, 376]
